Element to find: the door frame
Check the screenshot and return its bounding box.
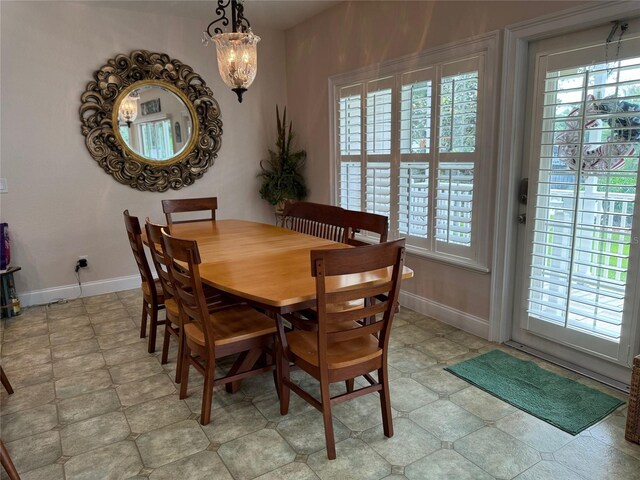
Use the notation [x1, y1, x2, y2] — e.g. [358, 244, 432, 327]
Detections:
[491, 0, 640, 358]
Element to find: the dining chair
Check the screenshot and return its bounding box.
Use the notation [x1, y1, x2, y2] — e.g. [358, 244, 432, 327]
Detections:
[1, 368, 19, 480]
[276, 238, 406, 459]
[281, 201, 351, 243]
[145, 220, 233, 384]
[123, 210, 165, 353]
[162, 197, 217, 226]
[343, 208, 389, 246]
[1, 367, 13, 395]
[161, 230, 277, 425]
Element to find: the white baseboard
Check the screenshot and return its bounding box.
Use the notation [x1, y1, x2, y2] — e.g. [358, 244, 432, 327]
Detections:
[399, 290, 490, 339]
[20, 275, 141, 307]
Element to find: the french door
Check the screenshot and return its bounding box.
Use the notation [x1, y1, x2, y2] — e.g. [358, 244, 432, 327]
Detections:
[513, 22, 640, 383]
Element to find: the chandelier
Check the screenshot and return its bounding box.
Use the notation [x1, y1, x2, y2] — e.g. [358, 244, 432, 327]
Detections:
[118, 91, 139, 128]
[203, 0, 260, 103]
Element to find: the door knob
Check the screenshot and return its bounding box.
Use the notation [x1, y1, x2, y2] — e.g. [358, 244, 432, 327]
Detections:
[517, 213, 527, 224]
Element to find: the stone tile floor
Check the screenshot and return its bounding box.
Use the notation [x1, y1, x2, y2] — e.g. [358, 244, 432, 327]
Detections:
[1, 289, 639, 480]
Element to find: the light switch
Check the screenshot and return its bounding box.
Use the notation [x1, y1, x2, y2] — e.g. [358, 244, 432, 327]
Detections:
[0, 178, 7, 194]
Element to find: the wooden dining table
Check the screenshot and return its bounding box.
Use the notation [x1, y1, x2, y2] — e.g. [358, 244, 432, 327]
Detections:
[165, 219, 413, 314]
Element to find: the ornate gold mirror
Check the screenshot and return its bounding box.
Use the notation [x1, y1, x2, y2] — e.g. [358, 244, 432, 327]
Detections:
[80, 50, 222, 192]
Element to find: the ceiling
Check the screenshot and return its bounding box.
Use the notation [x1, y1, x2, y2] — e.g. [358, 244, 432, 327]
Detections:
[90, 1, 341, 31]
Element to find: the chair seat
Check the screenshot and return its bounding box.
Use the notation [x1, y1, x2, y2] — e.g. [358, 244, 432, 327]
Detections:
[287, 329, 381, 369]
[165, 297, 179, 320]
[183, 304, 276, 347]
[141, 279, 164, 302]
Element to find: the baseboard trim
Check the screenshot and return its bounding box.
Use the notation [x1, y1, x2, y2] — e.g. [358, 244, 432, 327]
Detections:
[20, 275, 140, 307]
[399, 290, 490, 339]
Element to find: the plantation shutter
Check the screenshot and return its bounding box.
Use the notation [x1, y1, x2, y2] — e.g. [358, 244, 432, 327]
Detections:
[528, 50, 640, 345]
[365, 78, 394, 217]
[435, 56, 483, 258]
[338, 85, 363, 211]
[398, 68, 434, 248]
[334, 41, 495, 269]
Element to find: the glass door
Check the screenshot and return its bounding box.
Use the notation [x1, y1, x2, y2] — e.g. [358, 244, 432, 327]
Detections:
[513, 23, 640, 381]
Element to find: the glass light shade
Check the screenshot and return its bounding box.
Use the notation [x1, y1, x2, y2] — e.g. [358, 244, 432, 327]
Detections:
[118, 93, 138, 125]
[212, 31, 260, 92]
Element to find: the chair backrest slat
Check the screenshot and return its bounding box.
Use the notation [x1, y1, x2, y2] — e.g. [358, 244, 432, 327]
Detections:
[162, 197, 218, 226]
[326, 282, 393, 305]
[326, 322, 383, 343]
[326, 301, 388, 325]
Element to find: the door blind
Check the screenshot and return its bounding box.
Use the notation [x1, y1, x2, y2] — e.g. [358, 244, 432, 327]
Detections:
[528, 56, 640, 341]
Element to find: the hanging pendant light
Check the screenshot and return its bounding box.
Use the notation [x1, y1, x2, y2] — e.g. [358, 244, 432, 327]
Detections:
[203, 0, 260, 103]
[118, 91, 139, 128]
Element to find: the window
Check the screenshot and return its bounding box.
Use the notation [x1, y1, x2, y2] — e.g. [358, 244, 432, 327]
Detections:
[332, 40, 496, 269]
[138, 119, 174, 161]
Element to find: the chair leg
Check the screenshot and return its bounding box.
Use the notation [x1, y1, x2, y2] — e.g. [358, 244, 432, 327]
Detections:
[179, 344, 191, 400]
[147, 302, 158, 354]
[378, 365, 393, 438]
[0, 439, 20, 480]
[1, 367, 14, 395]
[345, 378, 355, 393]
[174, 327, 184, 385]
[139, 301, 148, 339]
[320, 379, 336, 460]
[200, 358, 216, 425]
[276, 342, 290, 415]
[160, 324, 171, 365]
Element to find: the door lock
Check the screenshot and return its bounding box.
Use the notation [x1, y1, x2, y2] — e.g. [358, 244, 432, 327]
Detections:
[517, 213, 527, 224]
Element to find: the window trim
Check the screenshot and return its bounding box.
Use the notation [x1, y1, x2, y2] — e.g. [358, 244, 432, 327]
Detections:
[328, 31, 500, 271]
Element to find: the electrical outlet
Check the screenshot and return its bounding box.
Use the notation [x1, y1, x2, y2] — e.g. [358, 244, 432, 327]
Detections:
[78, 255, 89, 268]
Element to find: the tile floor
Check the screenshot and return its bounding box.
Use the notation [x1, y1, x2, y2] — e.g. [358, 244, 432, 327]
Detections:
[1, 290, 639, 480]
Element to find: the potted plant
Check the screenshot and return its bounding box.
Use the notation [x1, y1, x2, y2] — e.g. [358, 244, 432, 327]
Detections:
[259, 106, 307, 212]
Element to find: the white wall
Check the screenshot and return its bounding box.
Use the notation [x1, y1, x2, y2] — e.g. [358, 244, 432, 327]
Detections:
[0, 1, 287, 302]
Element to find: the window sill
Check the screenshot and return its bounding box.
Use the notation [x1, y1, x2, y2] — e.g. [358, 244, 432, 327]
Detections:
[404, 245, 491, 273]
[354, 234, 491, 273]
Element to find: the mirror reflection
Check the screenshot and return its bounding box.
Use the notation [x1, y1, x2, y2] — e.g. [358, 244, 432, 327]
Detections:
[117, 84, 194, 162]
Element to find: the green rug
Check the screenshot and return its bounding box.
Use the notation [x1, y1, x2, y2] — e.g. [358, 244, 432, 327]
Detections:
[445, 349, 624, 435]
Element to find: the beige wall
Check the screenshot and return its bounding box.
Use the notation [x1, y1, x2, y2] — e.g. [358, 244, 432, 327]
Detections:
[285, 0, 585, 323]
[0, 1, 287, 298]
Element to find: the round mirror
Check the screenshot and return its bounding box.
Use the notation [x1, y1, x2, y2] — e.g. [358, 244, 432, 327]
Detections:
[113, 80, 199, 164]
[80, 50, 222, 192]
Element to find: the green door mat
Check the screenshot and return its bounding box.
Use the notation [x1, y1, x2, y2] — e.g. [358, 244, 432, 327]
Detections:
[445, 349, 624, 435]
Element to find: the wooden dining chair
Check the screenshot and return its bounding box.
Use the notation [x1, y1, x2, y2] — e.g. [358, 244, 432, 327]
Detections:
[123, 210, 165, 353]
[281, 201, 351, 243]
[162, 197, 218, 226]
[1, 368, 20, 480]
[145, 220, 189, 383]
[276, 239, 406, 459]
[343, 208, 389, 246]
[161, 230, 277, 425]
[145, 220, 232, 383]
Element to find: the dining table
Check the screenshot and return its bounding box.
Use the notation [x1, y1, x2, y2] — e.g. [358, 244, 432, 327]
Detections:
[164, 219, 414, 314]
